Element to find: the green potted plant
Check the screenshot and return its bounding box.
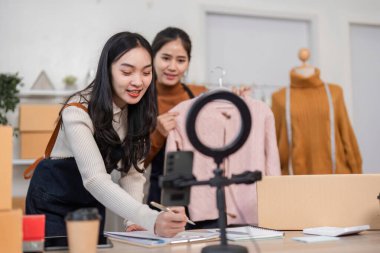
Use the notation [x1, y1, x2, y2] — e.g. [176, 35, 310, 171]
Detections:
[0, 72, 22, 126]
[63, 75, 77, 90]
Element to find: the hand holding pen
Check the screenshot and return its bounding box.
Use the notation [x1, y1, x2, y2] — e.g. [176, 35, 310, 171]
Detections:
[151, 201, 196, 238]
[150, 201, 195, 225]
[150, 201, 196, 225]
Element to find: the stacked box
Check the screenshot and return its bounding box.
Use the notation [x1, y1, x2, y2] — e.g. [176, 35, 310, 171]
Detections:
[0, 209, 22, 253]
[13, 196, 26, 214]
[0, 126, 12, 210]
[19, 104, 61, 159]
[0, 126, 22, 253]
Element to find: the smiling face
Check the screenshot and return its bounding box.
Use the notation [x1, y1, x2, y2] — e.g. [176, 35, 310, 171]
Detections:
[111, 46, 153, 108]
[154, 38, 190, 86]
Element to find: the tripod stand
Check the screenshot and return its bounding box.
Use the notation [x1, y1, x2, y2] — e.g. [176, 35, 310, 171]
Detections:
[161, 166, 262, 253]
[161, 90, 262, 253]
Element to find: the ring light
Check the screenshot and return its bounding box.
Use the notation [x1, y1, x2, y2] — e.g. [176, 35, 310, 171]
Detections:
[185, 90, 252, 166]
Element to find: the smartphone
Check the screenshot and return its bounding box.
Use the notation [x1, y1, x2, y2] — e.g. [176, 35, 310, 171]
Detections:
[160, 151, 194, 206]
[44, 234, 112, 251]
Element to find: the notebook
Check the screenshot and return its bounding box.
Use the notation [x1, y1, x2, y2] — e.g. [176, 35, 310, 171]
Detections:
[104, 230, 219, 248]
[292, 236, 340, 243]
[303, 225, 370, 237]
[210, 226, 284, 241]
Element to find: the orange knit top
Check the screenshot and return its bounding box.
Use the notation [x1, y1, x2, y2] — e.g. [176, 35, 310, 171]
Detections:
[271, 68, 362, 175]
[144, 82, 207, 167]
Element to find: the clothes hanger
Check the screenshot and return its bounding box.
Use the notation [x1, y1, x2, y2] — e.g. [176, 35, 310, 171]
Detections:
[293, 48, 315, 77]
[206, 66, 235, 109]
[208, 66, 230, 91]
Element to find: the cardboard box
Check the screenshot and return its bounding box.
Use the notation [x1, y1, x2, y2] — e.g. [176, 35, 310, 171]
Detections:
[257, 174, 380, 230]
[0, 209, 23, 253]
[12, 197, 26, 214]
[19, 104, 61, 159]
[20, 133, 53, 159]
[0, 126, 12, 210]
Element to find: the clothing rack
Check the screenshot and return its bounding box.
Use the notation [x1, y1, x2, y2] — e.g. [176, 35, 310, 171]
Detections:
[205, 82, 284, 106]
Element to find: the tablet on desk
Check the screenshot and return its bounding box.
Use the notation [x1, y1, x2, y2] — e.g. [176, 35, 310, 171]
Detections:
[44, 235, 113, 251]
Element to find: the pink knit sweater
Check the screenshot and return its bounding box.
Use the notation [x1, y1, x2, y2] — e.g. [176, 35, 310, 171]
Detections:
[166, 95, 280, 225]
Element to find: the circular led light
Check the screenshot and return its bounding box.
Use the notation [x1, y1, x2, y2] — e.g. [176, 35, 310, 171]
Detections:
[186, 90, 252, 165]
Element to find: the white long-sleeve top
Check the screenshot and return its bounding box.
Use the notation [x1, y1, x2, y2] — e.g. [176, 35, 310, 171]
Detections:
[50, 95, 158, 233]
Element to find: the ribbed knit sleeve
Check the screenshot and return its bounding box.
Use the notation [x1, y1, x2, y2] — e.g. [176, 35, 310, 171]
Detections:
[61, 106, 159, 233]
[264, 110, 281, 176]
[334, 86, 362, 173]
[271, 89, 290, 175]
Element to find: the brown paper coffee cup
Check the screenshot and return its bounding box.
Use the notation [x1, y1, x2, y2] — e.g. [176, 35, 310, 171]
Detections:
[65, 208, 101, 253]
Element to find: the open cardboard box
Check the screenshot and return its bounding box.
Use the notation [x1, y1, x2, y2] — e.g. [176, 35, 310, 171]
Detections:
[257, 174, 380, 230]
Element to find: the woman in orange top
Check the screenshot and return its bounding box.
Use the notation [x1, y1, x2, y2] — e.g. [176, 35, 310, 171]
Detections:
[145, 27, 251, 214]
[144, 27, 207, 207]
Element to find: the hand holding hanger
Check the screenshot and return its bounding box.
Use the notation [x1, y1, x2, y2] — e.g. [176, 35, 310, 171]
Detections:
[231, 85, 252, 98]
[156, 112, 179, 137]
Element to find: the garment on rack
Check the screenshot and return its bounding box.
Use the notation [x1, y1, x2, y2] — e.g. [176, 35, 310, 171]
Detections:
[165, 95, 280, 225]
[271, 68, 362, 175]
[145, 83, 207, 208]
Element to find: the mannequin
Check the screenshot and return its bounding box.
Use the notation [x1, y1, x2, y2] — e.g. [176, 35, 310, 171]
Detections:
[293, 48, 315, 77]
[271, 48, 362, 175]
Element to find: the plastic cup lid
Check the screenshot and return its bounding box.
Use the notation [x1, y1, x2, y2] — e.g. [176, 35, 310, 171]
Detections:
[65, 208, 101, 221]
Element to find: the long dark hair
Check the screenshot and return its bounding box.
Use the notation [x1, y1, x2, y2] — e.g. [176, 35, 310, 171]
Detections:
[151, 27, 192, 60]
[64, 32, 157, 174]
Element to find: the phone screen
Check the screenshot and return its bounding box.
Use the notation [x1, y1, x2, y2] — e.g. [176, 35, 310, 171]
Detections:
[44, 235, 112, 251]
[161, 151, 194, 206]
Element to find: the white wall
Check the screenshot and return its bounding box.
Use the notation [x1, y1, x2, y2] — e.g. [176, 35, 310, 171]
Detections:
[350, 24, 380, 173]
[1, 0, 379, 148]
[1, 0, 380, 224]
[205, 13, 311, 87]
[1, 0, 380, 111]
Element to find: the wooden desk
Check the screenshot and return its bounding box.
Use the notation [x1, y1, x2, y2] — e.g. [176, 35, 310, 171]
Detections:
[53, 231, 380, 253]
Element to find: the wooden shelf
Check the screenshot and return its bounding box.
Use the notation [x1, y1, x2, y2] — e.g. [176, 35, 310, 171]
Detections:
[18, 89, 79, 98]
[13, 159, 35, 166]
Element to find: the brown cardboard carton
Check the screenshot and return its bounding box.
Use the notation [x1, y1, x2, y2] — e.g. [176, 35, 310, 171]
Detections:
[0, 126, 12, 210]
[19, 104, 61, 159]
[0, 209, 22, 253]
[12, 197, 26, 214]
[257, 174, 380, 230]
[20, 132, 53, 159]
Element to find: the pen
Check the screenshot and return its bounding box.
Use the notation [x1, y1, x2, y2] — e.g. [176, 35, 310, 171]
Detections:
[150, 201, 196, 225]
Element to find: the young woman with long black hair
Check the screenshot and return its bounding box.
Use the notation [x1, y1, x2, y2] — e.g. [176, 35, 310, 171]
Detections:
[25, 31, 187, 237]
